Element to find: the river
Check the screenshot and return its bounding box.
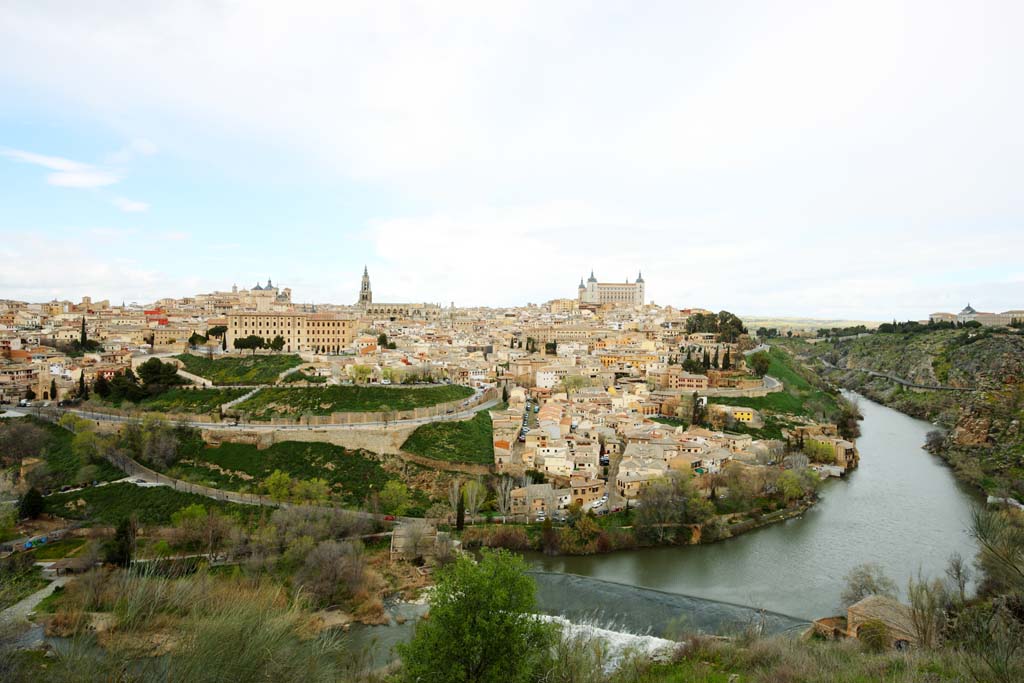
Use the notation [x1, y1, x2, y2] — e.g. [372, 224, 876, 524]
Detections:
[350, 392, 982, 662]
[530, 392, 981, 626]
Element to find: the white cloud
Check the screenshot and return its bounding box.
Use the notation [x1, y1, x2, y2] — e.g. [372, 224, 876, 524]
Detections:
[47, 169, 120, 188]
[112, 197, 150, 212]
[160, 231, 190, 241]
[106, 138, 158, 164]
[1, 2, 1023, 317]
[2, 146, 120, 187]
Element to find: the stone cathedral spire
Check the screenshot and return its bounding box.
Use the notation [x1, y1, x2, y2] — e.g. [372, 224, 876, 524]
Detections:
[358, 266, 373, 305]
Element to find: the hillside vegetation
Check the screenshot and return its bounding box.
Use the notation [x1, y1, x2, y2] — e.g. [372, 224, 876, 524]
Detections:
[402, 410, 494, 464]
[233, 384, 474, 420]
[784, 328, 1024, 497]
[174, 353, 303, 385]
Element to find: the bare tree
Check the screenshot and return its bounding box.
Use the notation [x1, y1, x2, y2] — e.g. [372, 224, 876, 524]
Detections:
[494, 476, 515, 518]
[447, 480, 462, 524]
[463, 479, 485, 524]
[542, 486, 559, 519]
[946, 552, 972, 603]
[841, 563, 898, 607]
[295, 540, 366, 608]
[401, 520, 430, 562]
[783, 452, 809, 470]
[907, 572, 949, 649]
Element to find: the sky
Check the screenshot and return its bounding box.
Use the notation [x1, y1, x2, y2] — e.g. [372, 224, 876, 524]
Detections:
[1, 1, 1022, 320]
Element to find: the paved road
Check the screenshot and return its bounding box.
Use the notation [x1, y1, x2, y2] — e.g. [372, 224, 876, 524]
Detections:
[819, 359, 978, 392]
[0, 576, 70, 628]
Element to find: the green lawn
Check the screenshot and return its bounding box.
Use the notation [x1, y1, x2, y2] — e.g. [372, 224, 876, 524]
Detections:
[166, 441, 400, 508]
[28, 537, 86, 560]
[44, 482, 249, 526]
[233, 384, 474, 420]
[16, 417, 123, 487]
[402, 410, 494, 464]
[174, 353, 304, 385]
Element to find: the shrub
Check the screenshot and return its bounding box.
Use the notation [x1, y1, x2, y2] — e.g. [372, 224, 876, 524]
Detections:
[858, 619, 891, 653]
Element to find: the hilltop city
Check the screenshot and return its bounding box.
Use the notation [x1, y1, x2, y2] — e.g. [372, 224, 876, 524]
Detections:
[0, 267, 867, 513]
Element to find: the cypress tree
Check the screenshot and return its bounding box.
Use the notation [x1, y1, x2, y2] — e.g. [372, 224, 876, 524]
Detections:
[456, 496, 465, 531]
[78, 373, 89, 400]
[722, 348, 731, 370]
[19, 487, 44, 519]
[702, 349, 710, 369]
[105, 518, 136, 567]
[80, 317, 87, 345]
[712, 348, 719, 369]
[50, 378, 57, 401]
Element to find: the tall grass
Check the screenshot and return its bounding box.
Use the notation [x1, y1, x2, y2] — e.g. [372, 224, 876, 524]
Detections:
[5, 565, 372, 682]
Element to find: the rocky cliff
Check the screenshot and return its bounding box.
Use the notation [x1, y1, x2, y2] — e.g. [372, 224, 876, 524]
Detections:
[784, 329, 1024, 498]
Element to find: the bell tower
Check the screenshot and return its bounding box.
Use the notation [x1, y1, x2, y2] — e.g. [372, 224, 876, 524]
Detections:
[358, 266, 372, 305]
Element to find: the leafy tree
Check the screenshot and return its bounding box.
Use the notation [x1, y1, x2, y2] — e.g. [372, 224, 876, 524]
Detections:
[188, 331, 208, 347]
[71, 428, 106, 465]
[749, 351, 771, 377]
[234, 335, 266, 355]
[682, 358, 704, 374]
[269, 334, 286, 352]
[137, 357, 185, 390]
[25, 386, 36, 400]
[207, 325, 228, 338]
[777, 470, 804, 503]
[292, 477, 330, 503]
[350, 364, 372, 384]
[18, 487, 45, 519]
[380, 480, 410, 515]
[108, 368, 146, 403]
[264, 469, 293, 502]
[397, 549, 556, 683]
[93, 374, 111, 398]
